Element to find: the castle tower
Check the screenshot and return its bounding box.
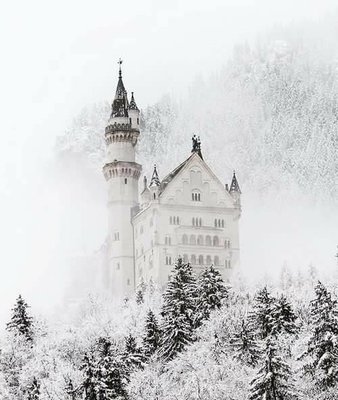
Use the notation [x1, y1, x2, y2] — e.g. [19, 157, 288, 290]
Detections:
[103, 60, 142, 296]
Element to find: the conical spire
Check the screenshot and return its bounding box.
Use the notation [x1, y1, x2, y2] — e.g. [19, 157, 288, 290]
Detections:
[129, 92, 139, 111]
[230, 171, 241, 193]
[111, 58, 129, 118]
[150, 164, 160, 187]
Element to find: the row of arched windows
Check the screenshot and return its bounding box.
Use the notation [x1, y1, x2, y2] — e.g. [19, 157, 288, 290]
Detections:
[182, 254, 220, 266]
[169, 216, 180, 225]
[182, 234, 226, 247]
[192, 192, 201, 201]
[214, 219, 225, 228]
[192, 217, 202, 227]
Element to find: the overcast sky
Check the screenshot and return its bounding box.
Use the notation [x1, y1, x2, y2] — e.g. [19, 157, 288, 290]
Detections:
[0, 0, 337, 321]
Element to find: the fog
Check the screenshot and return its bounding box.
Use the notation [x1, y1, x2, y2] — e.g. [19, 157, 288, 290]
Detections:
[0, 0, 337, 324]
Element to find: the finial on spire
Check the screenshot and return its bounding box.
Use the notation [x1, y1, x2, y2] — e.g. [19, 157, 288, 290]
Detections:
[191, 135, 203, 159]
[118, 58, 123, 78]
[150, 164, 161, 187]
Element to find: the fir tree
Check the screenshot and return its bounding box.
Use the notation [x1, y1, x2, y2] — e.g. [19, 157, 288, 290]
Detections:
[7, 295, 34, 341]
[159, 258, 197, 361]
[271, 295, 298, 336]
[230, 319, 262, 367]
[304, 281, 338, 387]
[136, 290, 144, 305]
[195, 265, 228, 326]
[124, 334, 144, 372]
[27, 377, 40, 400]
[249, 338, 297, 400]
[142, 309, 161, 358]
[249, 287, 275, 339]
[81, 354, 97, 400]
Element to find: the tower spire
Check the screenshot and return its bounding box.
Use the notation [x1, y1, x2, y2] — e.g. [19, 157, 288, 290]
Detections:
[118, 58, 123, 78]
[230, 170, 241, 193]
[110, 58, 128, 118]
[150, 164, 160, 187]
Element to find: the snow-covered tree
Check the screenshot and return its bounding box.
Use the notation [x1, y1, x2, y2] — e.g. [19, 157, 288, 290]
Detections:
[142, 310, 161, 358]
[303, 281, 338, 388]
[230, 318, 262, 367]
[7, 295, 34, 341]
[249, 338, 297, 400]
[271, 294, 298, 336]
[195, 265, 228, 326]
[124, 334, 144, 372]
[27, 377, 40, 400]
[159, 258, 197, 361]
[249, 287, 275, 339]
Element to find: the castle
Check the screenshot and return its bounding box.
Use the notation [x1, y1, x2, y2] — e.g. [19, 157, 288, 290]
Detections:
[102, 61, 241, 296]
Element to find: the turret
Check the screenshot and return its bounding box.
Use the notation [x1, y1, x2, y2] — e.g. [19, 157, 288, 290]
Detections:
[149, 164, 160, 201]
[229, 170, 241, 207]
[128, 92, 140, 130]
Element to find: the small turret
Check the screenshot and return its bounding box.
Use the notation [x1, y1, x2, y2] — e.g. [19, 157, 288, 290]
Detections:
[141, 175, 151, 208]
[128, 91, 140, 129]
[149, 164, 160, 200]
[229, 170, 241, 207]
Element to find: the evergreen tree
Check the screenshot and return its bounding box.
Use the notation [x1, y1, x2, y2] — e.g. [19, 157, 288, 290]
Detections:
[230, 319, 262, 367]
[249, 338, 297, 400]
[159, 258, 197, 361]
[7, 295, 34, 341]
[27, 377, 40, 400]
[136, 290, 144, 305]
[304, 281, 338, 387]
[142, 309, 161, 358]
[249, 287, 275, 339]
[195, 265, 228, 326]
[81, 354, 97, 400]
[271, 295, 298, 336]
[65, 379, 76, 400]
[124, 334, 144, 372]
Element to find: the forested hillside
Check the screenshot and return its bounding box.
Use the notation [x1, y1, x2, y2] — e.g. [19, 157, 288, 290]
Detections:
[57, 22, 338, 204]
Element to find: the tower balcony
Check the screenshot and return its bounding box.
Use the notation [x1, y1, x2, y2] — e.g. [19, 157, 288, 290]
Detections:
[103, 160, 142, 181]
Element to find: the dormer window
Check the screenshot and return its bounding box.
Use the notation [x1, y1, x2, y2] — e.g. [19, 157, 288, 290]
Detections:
[192, 190, 201, 201]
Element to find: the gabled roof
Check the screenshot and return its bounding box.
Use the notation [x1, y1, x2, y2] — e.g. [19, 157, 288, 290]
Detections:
[159, 153, 194, 194]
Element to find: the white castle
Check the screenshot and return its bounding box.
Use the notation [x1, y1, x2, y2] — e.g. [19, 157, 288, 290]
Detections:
[102, 61, 241, 297]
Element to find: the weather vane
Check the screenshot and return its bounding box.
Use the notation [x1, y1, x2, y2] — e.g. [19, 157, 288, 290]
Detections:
[118, 58, 123, 77]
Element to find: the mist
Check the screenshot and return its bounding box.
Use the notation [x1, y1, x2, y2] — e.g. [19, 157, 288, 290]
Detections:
[0, 0, 337, 326]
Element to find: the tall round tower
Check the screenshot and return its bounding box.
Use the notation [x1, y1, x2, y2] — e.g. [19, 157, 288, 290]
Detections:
[103, 60, 141, 296]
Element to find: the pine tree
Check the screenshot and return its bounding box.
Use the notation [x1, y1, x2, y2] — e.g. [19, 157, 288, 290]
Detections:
[271, 295, 298, 336]
[7, 295, 34, 341]
[195, 265, 228, 326]
[249, 338, 297, 400]
[230, 319, 262, 367]
[27, 377, 40, 400]
[249, 287, 275, 339]
[81, 354, 97, 400]
[159, 258, 197, 361]
[142, 309, 161, 358]
[124, 334, 144, 372]
[304, 281, 338, 387]
[136, 290, 144, 305]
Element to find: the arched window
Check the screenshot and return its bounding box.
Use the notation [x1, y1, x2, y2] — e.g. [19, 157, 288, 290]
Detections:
[206, 236, 211, 246]
[173, 216, 176, 225]
[182, 234, 188, 245]
[197, 235, 204, 246]
[183, 254, 188, 263]
[192, 217, 195, 226]
[190, 235, 196, 245]
[222, 220, 225, 228]
[214, 255, 219, 266]
[213, 236, 219, 246]
[199, 218, 202, 227]
[192, 190, 201, 201]
[177, 216, 180, 224]
[214, 219, 217, 227]
[191, 255, 196, 264]
[170, 216, 172, 224]
[165, 256, 172, 265]
[198, 255, 204, 265]
[206, 255, 212, 265]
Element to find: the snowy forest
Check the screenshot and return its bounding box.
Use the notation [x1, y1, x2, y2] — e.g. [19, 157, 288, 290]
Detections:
[0, 11, 337, 400]
[1, 260, 338, 399]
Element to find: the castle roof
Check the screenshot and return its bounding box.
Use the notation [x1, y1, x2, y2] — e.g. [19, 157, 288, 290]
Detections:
[110, 59, 129, 118]
[230, 171, 241, 193]
[128, 92, 139, 111]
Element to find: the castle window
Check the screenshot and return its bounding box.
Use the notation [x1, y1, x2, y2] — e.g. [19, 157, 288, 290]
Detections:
[214, 255, 219, 266]
[170, 216, 172, 224]
[206, 235, 211, 246]
[165, 236, 171, 245]
[199, 218, 202, 226]
[197, 235, 204, 246]
[225, 239, 231, 249]
[198, 255, 204, 265]
[190, 235, 196, 245]
[193, 217, 202, 227]
[206, 255, 212, 265]
[127, 279, 130, 285]
[182, 234, 188, 245]
[125, 178, 127, 184]
[116, 263, 120, 270]
[222, 220, 225, 228]
[165, 256, 172, 265]
[170, 216, 179, 225]
[150, 218, 153, 227]
[192, 190, 201, 201]
[214, 219, 217, 227]
[140, 226, 144, 234]
[191, 255, 196, 264]
[113, 232, 120, 241]
[153, 193, 156, 199]
[137, 117, 139, 124]
[213, 236, 219, 246]
[129, 118, 132, 124]
[183, 254, 188, 263]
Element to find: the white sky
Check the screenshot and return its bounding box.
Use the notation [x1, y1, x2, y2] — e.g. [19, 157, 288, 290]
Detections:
[0, 0, 337, 322]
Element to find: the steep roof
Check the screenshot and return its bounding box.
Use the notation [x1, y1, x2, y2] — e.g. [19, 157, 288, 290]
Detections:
[110, 64, 129, 118]
[128, 92, 139, 111]
[230, 171, 241, 193]
[159, 153, 194, 194]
